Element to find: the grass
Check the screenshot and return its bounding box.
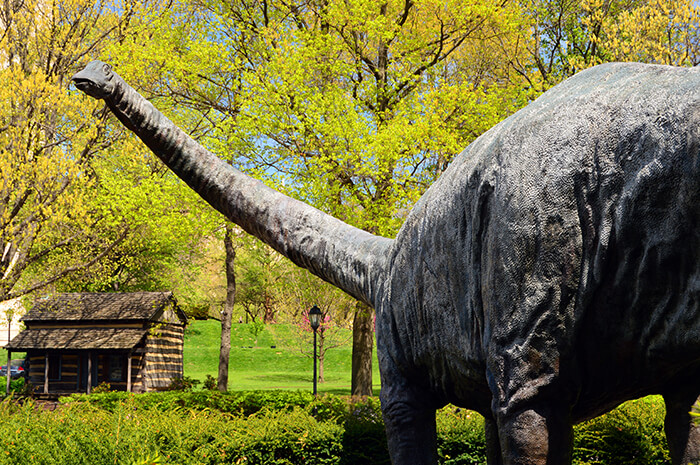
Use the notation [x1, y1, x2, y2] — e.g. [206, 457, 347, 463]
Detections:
[183, 320, 382, 395]
[0, 350, 24, 364]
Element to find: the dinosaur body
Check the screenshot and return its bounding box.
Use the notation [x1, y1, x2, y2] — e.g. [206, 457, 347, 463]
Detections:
[74, 61, 700, 464]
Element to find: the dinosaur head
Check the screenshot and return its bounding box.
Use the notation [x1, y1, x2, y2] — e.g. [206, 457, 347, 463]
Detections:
[72, 60, 116, 100]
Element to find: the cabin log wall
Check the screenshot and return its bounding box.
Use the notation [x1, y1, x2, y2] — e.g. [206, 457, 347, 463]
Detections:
[143, 324, 184, 390]
[27, 351, 147, 394]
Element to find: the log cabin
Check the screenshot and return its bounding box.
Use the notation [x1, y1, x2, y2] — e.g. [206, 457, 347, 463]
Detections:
[4, 291, 187, 395]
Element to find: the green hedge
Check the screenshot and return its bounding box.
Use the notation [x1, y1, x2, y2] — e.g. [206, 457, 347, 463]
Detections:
[0, 393, 671, 464]
[437, 408, 486, 464]
[572, 396, 670, 464]
[0, 377, 28, 397]
[61, 390, 317, 416]
[0, 399, 344, 465]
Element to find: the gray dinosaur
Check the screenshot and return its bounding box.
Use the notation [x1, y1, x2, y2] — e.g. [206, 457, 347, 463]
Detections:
[73, 60, 700, 464]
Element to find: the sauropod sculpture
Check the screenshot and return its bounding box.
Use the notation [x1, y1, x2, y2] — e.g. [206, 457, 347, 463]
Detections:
[73, 60, 700, 464]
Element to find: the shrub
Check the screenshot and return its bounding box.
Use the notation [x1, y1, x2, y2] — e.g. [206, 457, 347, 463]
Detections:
[60, 389, 316, 417]
[437, 408, 486, 464]
[92, 382, 113, 394]
[62, 391, 132, 411]
[203, 375, 217, 391]
[341, 396, 390, 465]
[229, 390, 314, 415]
[223, 408, 344, 465]
[166, 375, 201, 392]
[572, 396, 669, 464]
[0, 397, 344, 465]
[308, 394, 349, 423]
[50, 391, 672, 464]
[0, 376, 29, 398]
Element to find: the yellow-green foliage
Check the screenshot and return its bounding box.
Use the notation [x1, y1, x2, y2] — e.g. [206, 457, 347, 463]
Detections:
[518, 0, 700, 91]
[0, 0, 212, 301]
[87, 0, 700, 317]
[104, 0, 531, 239]
[584, 0, 700, 67]
[572, 396, 670, 465]
[0, 397, 344, 465]
[0, 393, 673, 465]
[0, 0, 116, 300]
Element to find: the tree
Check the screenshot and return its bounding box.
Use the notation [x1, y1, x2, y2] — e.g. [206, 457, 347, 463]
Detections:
[512, 0, 700, 91]
[351, 302, 374, 395]
[235, 238, 286, 323]
[80, 0, 700, 399]
[234, 0, 529, 395]
[287, 269, 354, 384]
[46, 138, 215, 299]
[103, 1, 256, 392]
[0, 0, 161, 304]
[591, 0, 699, 66]
[0, 0, 224, 325]
[218, 223, 236, 390]
[99, 0, 530, 396]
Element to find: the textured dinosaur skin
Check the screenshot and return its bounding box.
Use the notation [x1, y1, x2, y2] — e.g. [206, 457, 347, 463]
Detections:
[74, 60, 700, 464]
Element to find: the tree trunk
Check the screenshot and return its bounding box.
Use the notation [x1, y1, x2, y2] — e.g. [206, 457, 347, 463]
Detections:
[351, 302, 374, 396]
[263, 295, 275, 323]
[218, 224, 236, 392]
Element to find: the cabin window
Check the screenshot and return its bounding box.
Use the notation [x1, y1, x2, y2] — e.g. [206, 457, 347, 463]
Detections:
[48, 354, 61, 381]
[109, 355, 126, 382]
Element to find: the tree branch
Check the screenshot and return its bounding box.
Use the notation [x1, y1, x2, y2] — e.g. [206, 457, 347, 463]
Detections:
[3, 226, 130, 301]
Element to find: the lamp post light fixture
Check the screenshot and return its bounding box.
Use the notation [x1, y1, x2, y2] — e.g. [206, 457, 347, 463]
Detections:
[308, 305, 322, 396]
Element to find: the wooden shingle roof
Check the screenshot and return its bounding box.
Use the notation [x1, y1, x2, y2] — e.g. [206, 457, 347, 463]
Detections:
[22, 292, 182, 323]
[6, 328, 147, 350]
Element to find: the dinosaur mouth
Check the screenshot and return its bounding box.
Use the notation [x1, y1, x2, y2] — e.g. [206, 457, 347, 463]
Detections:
[72, 77, 90, 89]
[71, 75, 107, 99]
[72, 77, 95, 93]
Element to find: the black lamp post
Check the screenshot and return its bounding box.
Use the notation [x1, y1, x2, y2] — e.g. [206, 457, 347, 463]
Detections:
[308, 305, 322, 396]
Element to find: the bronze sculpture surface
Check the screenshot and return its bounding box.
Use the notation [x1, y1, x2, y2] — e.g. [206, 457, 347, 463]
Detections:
[74, 60, 700, 464]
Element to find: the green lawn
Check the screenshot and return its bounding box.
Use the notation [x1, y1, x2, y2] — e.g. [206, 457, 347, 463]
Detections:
[184, 320, 381, 395]
[0, 350, 24, 364]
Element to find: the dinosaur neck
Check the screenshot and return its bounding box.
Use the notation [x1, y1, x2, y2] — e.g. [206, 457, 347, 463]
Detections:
[103, 75, 392, 307]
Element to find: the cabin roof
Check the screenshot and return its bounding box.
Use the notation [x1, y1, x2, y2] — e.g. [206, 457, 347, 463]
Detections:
[21, 292, 186, 323]
[5, 328, 148, 350]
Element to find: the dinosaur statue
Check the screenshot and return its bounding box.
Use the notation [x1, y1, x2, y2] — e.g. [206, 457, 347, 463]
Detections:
[73, 60, 700, 464]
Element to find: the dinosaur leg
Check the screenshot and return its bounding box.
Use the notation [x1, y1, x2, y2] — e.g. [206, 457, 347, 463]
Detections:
[380, 378, 439, 464]
[381, 394, 438, 464]
[664, 385, 700, 464]
[494, 402, 573, 465]
[485, 417, 504, 465]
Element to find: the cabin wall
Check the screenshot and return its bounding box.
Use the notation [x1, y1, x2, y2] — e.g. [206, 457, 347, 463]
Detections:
[143, 323, 184, 390]
[26, 350, 146, 394]
[104, 352, 146, 392]
[27, 352, 79, 392]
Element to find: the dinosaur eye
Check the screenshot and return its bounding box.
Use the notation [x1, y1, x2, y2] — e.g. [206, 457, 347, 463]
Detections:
[102, 63, 112, 74]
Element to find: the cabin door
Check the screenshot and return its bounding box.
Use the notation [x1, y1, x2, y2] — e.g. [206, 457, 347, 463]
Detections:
[78, 354, 98, 391]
